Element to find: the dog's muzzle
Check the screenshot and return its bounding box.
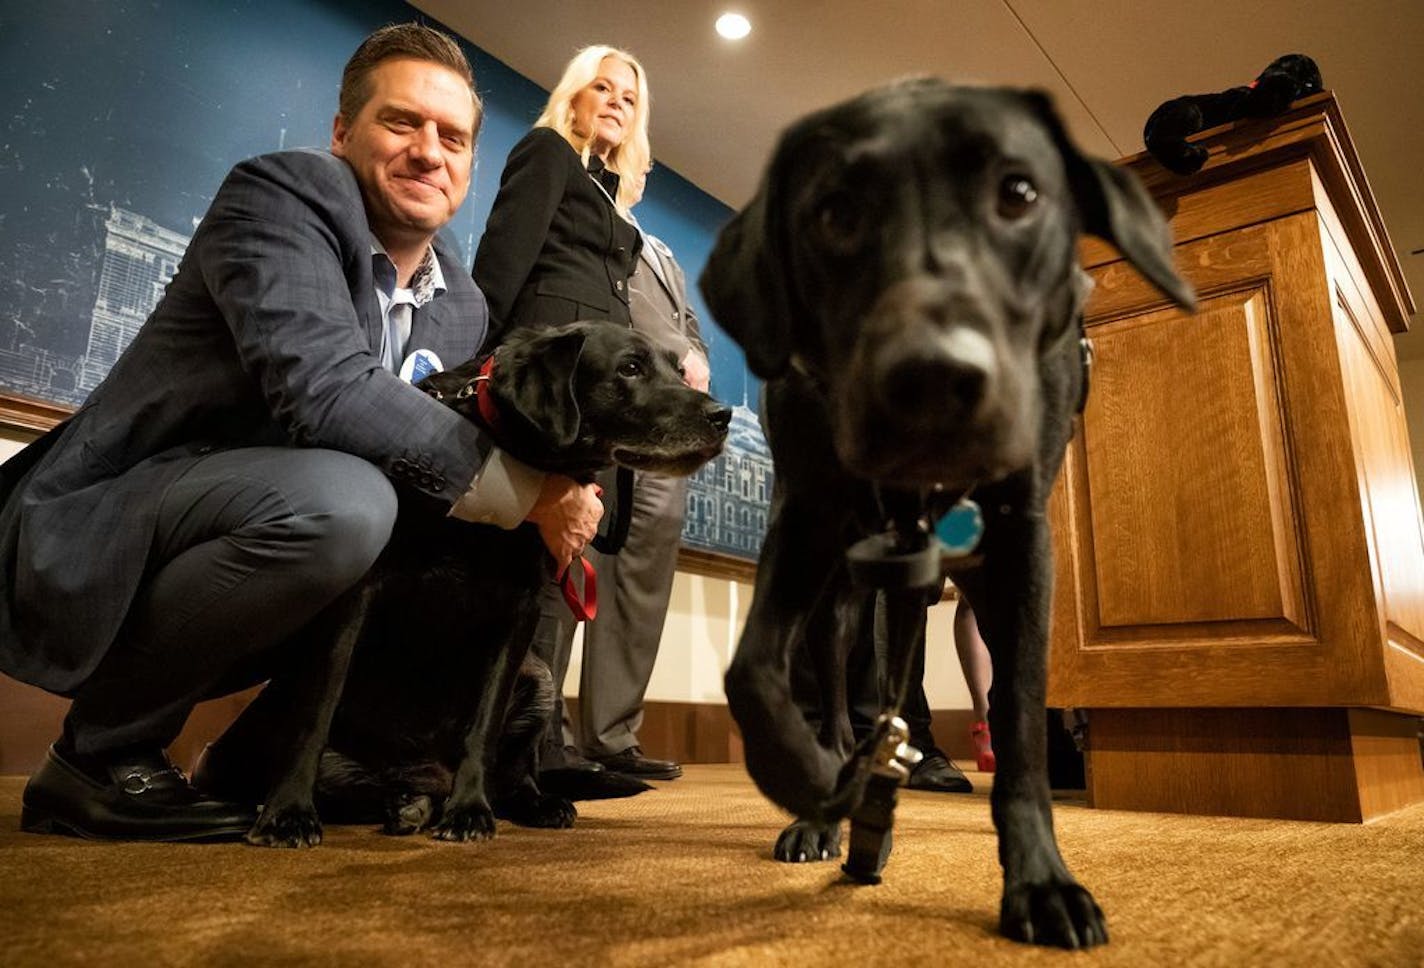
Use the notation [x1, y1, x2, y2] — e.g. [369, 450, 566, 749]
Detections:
[872, 326, 998, 419]
[833, 277, 1039, 483]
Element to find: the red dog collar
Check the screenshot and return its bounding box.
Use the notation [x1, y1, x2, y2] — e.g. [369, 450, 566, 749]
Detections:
[473, 354, 501, 435]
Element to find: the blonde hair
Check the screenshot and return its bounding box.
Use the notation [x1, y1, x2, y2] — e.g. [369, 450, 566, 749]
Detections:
[535, 46, 651, 213]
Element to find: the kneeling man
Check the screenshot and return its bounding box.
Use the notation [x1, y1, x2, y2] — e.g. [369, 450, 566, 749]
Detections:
[0, 23, 601, 841]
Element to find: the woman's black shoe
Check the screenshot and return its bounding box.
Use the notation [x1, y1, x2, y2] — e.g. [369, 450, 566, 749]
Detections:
[20, 744, 257, 841]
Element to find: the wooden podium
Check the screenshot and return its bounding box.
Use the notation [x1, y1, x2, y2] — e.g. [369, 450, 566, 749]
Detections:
[1047, 93, 1424, 822]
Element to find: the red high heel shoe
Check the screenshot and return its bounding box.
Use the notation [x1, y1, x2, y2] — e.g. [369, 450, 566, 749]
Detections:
[970, 720, 996, 773]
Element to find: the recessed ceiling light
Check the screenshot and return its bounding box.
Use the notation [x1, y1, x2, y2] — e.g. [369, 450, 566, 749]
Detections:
[716, 13, 751, 40]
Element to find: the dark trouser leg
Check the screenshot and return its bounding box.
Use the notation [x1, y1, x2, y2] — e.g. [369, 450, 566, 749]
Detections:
[898, 614, 937, 754]
[531, 580, 578, 768]
[578, 472, 686, 759]
[530, 577, 652, 799]
[878, 589, 971, 792]
[63, 447, 397, 757]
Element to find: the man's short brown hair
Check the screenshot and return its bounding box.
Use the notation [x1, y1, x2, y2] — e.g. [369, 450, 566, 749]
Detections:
[339, 23, 481, 128]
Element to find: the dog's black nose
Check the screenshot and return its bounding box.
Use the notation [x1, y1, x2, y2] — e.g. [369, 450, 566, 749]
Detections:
[706, 402, 733, 432]
[879, 332, 995, 418]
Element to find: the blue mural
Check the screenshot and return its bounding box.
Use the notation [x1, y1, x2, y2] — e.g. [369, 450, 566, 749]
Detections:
[0, 0, 769, 560]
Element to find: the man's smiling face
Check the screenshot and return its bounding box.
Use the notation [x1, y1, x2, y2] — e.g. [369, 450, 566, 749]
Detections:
[332, 57, 477, 247]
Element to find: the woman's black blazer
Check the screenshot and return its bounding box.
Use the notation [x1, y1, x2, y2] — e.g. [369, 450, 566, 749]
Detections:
[473, 126, 641, 340]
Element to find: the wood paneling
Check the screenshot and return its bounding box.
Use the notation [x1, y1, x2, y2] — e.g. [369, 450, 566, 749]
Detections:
[575, 697, 742, 765]
[0, 670, 991, 777]
[0, 392, 70, 436]
[0, 677, 67, 775]
[1084, 286, 1304, 630]
[570, 701, 983, 766]
[1350, 708, 1424, 820]
[1081, 93, 1413, 335]
[1323, 219, 1424, 677]
[0, 675, 260, 776]
[1048, 95, 1424, 822]
[1081, 158, 1316, 270]
[1085, 706, 1424, 823]
[1052, 216, 1385, 710]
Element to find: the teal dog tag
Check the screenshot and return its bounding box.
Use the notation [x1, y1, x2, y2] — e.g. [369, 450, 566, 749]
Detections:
[934, 498, 984, 557]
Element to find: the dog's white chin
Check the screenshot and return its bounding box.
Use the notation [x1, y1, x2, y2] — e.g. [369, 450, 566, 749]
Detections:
[835, 397, 1038, 486]
[837, 433, 1028, 488]
[612, 442, 725, 478]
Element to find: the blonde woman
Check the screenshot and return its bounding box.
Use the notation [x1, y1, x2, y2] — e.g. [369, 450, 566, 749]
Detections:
[473, 45, 650, 339]
[472, 46, 656, 800]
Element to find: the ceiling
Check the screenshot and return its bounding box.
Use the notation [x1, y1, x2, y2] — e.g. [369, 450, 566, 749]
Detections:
[412, 0, 1424, 352]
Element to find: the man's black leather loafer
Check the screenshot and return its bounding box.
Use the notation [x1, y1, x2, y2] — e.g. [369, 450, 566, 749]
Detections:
[594, 746, 683, 781]
[906, 748, 974, 794]
[20, 745, 257, 842]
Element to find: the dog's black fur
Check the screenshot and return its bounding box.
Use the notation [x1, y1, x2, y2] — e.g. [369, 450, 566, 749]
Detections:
[700, 80, 1195, 949]
[196, 321, 730, 845]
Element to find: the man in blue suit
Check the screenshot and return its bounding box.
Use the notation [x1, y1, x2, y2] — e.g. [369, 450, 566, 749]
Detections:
[0, 23, 602, 841]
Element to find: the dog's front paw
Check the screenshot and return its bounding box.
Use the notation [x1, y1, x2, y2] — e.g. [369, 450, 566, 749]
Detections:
[1000, 878, 1108, 949]
[495, 790, 577, 829]
[382, 793, 436, 836]
[245, 802, 322, 848]
[772, 819, 842, 863]
[432, 801, 496, 842]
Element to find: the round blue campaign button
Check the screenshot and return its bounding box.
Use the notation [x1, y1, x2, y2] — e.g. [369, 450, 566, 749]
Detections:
[399, 349, 443, 384]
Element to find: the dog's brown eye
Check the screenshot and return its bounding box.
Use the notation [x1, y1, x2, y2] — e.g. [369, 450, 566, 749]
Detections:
[814, 192, 862, 246]
[617, 360, 644, 378]
[998, 175, 1039, 219]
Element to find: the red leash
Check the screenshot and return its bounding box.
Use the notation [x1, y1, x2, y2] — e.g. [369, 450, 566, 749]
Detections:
[560, 555, 598, 622]
[559, 482, 605, 621]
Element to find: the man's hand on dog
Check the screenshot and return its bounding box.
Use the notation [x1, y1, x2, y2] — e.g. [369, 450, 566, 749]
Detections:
[526, 475, 603, 572]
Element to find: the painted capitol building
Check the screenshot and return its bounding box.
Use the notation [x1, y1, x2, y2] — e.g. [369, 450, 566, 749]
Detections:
[681, 403, 772, 558]
[0, 204, 776, 561]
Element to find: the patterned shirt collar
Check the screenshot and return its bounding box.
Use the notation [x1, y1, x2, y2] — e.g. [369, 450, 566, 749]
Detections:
[370, 239, 447, 307]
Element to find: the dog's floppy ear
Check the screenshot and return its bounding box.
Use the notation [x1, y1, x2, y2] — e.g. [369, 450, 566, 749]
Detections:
[1026, 92, 1197, 311]
[498, 326, 587, 448]
[700, 160, 795, 379]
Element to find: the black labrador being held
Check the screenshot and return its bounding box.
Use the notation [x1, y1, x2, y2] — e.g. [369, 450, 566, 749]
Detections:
[700, 79, 1195, 949]
[196, 320, 730, 846]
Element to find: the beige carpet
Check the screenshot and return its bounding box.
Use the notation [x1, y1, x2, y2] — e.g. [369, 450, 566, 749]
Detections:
[0, 764, 1421, 966]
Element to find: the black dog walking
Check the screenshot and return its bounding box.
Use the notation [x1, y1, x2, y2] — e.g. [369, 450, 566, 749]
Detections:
[701, 79, 1195, 949]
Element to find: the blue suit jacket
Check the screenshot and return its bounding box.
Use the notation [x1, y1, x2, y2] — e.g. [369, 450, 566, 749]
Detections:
[0, 149, 490, 693]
